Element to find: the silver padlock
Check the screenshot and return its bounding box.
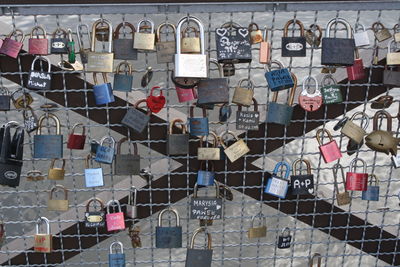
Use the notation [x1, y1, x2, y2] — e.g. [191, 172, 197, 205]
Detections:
[126, 186, 138, 219]
[353, 23, 370, 47]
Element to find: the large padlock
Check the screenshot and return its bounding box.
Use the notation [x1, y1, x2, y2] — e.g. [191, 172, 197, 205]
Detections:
[47, 185, 69, 211]
[277, 227, 292, 249]
[236, 97, 260, 131]
[114, 137, 140, 175]
[113, 61, 133, 92]
[50, 28, 68, 54]
[109, 241, 126, 267]
[197, 161, 215, 186]
[67, 123, 86, 150]
[259, 26, 271, 64]
[95, 135, 115, 164]
[126, 186, 138, 219]
[85, 197, 105, 228]
[181, 25, 200, 53]
[33, 114, 63, 159]
[299, 75, 323, 112]
[281, 19, 306, 57]
[383, 65, 400, 86]
[265, 60, 294, 91]
[316, 128, 342, 163]
[85, 154, 104, 187]
[133, 19, 155, 51]
[232, 78, 254, 107]
[305, 24, 322, 47]
[175, 16, 207, 79]
[106, 200, 125, 231]
[346, 48, 365, 81]
[346, 158, 368, 191]
[309, 253, 322, 267]
[34, 217, 52, 253]
[23, 107, 38, 133]
[320, 74, 342, 104]
[93, 73, 114, 105]
[264, 161, 291, 199]
[247, 212, 267, 239]
[387, 39, 400, 65]
[198, 132, 220, 160]
[76, 23, 91, 64]
[290, 159, 314, 195]
[0, 29, 25, 58]
[248, 22, 263, 44]
[156, 208, 182, 248]
[362, 174, 380, 201]
[0, 87, 10, 111]
[87, 19, 114, 73]
[220, 131, 250, 163]
[27, 56, 52, 90]
[321, 18, 355, 66]
[341, 111, 369, 144]
[190, 182, 222, 220]
[11, 89, 33, 110]
[185, 227, 213, 267]
[167, 119, 189, 155]
[333, 163, 351, 206]
[189, 105, 209, 137]
[0, 221, 4, 247]
[48, 159, 66, 180]
[122, 99, 151, 134]
[156, 22, 176, 64]
[113, 22, 137, 60]
[28, 26, 48, 55]
[372, 21, 392, 42]
[353, 23, 370, 47]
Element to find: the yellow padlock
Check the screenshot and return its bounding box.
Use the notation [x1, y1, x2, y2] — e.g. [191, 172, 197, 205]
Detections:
[48, 158, 66, 180]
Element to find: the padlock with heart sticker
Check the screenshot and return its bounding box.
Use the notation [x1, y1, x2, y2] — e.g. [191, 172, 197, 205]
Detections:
[146, 86, 166, 114]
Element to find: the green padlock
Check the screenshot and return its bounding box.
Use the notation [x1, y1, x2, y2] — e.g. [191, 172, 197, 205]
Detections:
[320, 74, 342, 104]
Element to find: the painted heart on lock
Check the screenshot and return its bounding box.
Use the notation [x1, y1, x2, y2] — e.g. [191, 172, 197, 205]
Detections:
[146, 86, 166, 113]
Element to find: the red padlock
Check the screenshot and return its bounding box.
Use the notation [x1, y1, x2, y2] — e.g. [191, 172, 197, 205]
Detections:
[67, 123, 86, 150]
[146, 86, 166, 113]
[106, 200, 125, 231]
[346, 49, 365, 81]
[176, 86, 197, 103]
[299, 76, 323, 112]
[346, 158, 368, 191]
[0, 29, 25, 58]
[29, 26, 49, 55]
[316, 128, 342, 163]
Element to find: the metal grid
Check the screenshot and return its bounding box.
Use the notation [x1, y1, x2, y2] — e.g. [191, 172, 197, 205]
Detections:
[0, 1, 400, 266]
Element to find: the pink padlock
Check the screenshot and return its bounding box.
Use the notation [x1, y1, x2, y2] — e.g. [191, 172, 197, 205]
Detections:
[176, 86, 197, 103]
[346, 158, 368, 191]
[346, 49, 365, 81]
[0, 29, 25, 58]
[106, 200, 126, 231]
[28, 26, 48, 55]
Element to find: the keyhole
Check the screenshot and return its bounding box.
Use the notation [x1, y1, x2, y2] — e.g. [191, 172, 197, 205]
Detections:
[310, 104, 314, 111]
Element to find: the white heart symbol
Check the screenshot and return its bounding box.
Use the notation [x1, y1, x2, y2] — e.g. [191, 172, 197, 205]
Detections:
[238, 28, 249, 38]
[308, 188, 314, 194]
[216, 28, 228, 37]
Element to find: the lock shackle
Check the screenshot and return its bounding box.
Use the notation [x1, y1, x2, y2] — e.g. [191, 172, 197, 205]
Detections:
[250, 212, 266, 228]
[30, 25, 47, 38]
[115, 61, 133, 75]
[134, 99, 152, 116]
[113, 22, 135, 39]
[248, 22, 260, 31]
[325, 18, 352, 38]
[149, 86, 164, 98]
[49, 184, 68, 200]
[221, 21, 242, 29]
[36, 217, 50, 235]
[190, 104, 207, 118]
[193, 181, 219, 198]
[321, 74, 337, 87]
[50, 158, 66, 170]
[137, 19, 155, 33]
[31, 56, 51, 73]
[308, 253, 322, 267]
[281, 227, 291, 237]
[394, 24, 400, 32]
[190, 227, 212, 249]
[262, 26, 268, 41]
[199, 160, 215, 172]
[283, 19, 305, 37]
[106, 199, 122, 214]
[93, 72, 109, 84]
[349, 158, 367, 173]
[238, 98, 258, 112]
[264, 60, 284, 72]
[350, 111, 370, 130]
[332, 163, 347, 193]
[169, 119, 187, 134]
[156, 22, 176, 42]
[315, 128, 334, 146]
[292, 158, 311, 175]
[76, 23, 91, 50]
[86, 197, 104, 212]
[372, 110, 392, 131]
[85, 153, 101, 168]
[52, 27, 68, 38]
[67, 28, 73, 42]
[219, 131, 239, 148]
[117, 137, 138, 155]
[158, 207, 180, 226]
[70, 123, 86, 136]
[209, 58, 223, 78]
[368, 174, 379, 186]
[7, 29, 25, 42]
[354, 23, 366, 33]
[109, 241, 124, 254]
[90, 19, 113, 53]
[128, 186, 138, 206]
[199, 131, 218, 148]
[176, 16, 205, 55]
[237, 78, 254, 91]
[181, 26, 200, 38]
[301, 75, 319, 94]
[272, 161, 291, 180]
[273, 72, 297, 105]
[36, 113, 61, 135]
[372, 22, 387, 32]
[99, 135, 116, 149]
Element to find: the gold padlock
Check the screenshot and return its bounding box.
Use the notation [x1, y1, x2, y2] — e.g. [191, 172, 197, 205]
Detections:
[220, 131, 250, 163]
[133, 19, 156, 51]
[198, 131, 220, 160]
[232, 78, 255, 107]
[181, 25, 201, 53]
[333, 163, 351, 206]
[47, 185, 69, 211]
[248, 23, 263, 44]
[34, 217, 52, 253]
[372, 21, 392, 42]
[248, 212, 267, 238]
[48, 158, 66, 180]
[341, 111, 369, 144]
[27, 170, 45, 181]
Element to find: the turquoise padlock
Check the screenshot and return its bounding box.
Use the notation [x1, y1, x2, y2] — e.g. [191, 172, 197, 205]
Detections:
[113, 61, 133, 92]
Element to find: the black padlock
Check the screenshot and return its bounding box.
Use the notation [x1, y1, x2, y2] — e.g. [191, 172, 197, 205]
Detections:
[236, 98, 260, 131]
[27, 56, 52, 90]
[281, 19, 306, 57]
[290, 158, 314, 195]
[50, 28, 69, 54]
[185, 227, 213, 267]
[277, 227, 292, 249]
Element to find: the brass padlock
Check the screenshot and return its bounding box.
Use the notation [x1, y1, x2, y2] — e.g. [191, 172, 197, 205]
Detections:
[198, 131, 220, 160]
[181, 25, 200, 53]
[48, 158, 66, 180]
[232, 78, 255, 107]
[220, 131, 250, 163]
[248, 23, 263, 44]
[47, 184, 69, 211]
[27, 170, 45, 181]
[333, 163, 351, 206]
[87, 19, 114, 73]
[248, 212, 267, 239]
[34, 217, 52, 253]
[156, 22, 176, 64]
[372, 22, 392, 42]
[341, 111, 369, 144]
[134, 19, 156, 51]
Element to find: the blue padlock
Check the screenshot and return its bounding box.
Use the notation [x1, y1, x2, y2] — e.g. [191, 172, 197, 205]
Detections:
[33, 114, 63, 159]
[109, 241, 125, 267]
[361, 174, 379, 201]
[95, 135, 115, 164]
[113, 61, 133, 92]
[264, 161, 291, 199]
[265, 60, 294, 92]
[189, 104, 209, 136]
[156, 208, 182, 248]
[197, 161, 215, 186]
[93, 73, 115, 105]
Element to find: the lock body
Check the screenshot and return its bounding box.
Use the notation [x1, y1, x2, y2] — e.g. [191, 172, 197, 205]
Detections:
[321, 38, 355, 66]
[336, 192, 351, 206]
[341, 121, 366, 144]
[198, 148, 220, 160]
[0, 38, 23, 58]
[87, 52, 114, 73]
[114, 39, 137, 60]
[383, 69, 400, 86]
[197, 78, 229, 105]
[346, 172, 368, 191]
[236, 110, 259, 131]
[29, 38, 48, 55]
[134, 32, 155, 50]
[34, 135, 63, 159]
[85, 210, 105, 228]
[167, 134, 189, 155]
[48, 168, 65, 180]
[278, 235, 292, 249]
[319, 140, 342, 163]
[267, 103, 293, 126]
[185, 249, 213, 267]
[95, 145, 115, 164]
[34, 234, 53, 253]
[190, 196, 222, 220]
[67, 133, 86, 150]
[50, 37, 68, 54]
[156, 41, 175, 63]
[259, 41, 270, 64]
[265, 69, 294, 91]
[176, 86, 197, 103]
[361, 185, 379, 201]
[0, 95, 10, 111]
[48, 199, 69, 211]
[93, 82, 114, 105]
[215, 26, 252, 63]
[223, 139, 250, 163]
[114, 154, 140, 175]
[290, 174, 314, 195]
[113, 74, 133, 92]
[197, 170, 215, 186]
[106, 212, 125, 231]
[346, 58, 365, 81]
[156, 226, 183, 248]
[27, 70, 52, 90]
[282, 36, 306, 57]
[232, 87, 254, 106]
[248, 226, 267, 239]
[85, 168, 104, 187]
[175, 54, 208, 78]
[189, 117, 209, 136]
[109, 253, 125, 267]
[264, 177, 288, 199]
[122, 108, 150, 134]
[321, 84, 342, 104]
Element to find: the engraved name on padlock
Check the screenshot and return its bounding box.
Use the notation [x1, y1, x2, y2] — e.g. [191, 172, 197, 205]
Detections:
[198, 132, 220, 160]
[156, 208, 182, 248]
[264, 161, 291, 199]
[27, 56, 52, 90]
[85, 154, 104, 187]
[320, 74, 343, 104]
[168, 119, 189, 155]
[85, 197, 106, 228]
[47, 185, 69, 211]
[106, 200, 125, 231]
[333, 163, 351, 206]
[237, 98, 260, 131]
[114, 137, 140, 175]
[299, 75, 322, 112]
[265, 60, 294, 91]
[95, 135, 115, 164]
[34, 217, 52, 253]
[191, 182, 222, 220]
[220, 131, 250, 163]
[87, 19, 114, 73]
[248, 212, 267, 239]
[185, 227, 213, 267]
[33, 113, 63, 159]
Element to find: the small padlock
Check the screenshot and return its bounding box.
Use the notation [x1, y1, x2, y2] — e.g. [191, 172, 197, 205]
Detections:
[146, 86, 166, 114]
[341, 111, 369, 144]
[106, 200, 126, 231]
[353, 23, 370, 47]
[27, 56, 52, 90]
[189, 105, 209, 137]
[11, 89, 33, 110]
[219, 103, 232, 123]
[134, 19, 156, 51]
[281, 19, 306, 57]
[28, 26, 48, 55]
[259, 26, 271, 64]
[198, 132, 220, 160]
[299, 76, 323, 112]
[220, 131, 250, 163]
[346, 48, 365, 81]
[264, 161, 290, 199]
[190, 182, 222, 220]
[156, 22, 176, 64]
[247, 212, 267, 239]
[168, 119, 189, 155]
[48, 159, 66, 180]
[156, 208, 183, 248]
[372, 21, 392, 42]
[265, 60, 294, 91]
[362, 174, 380, 201]
[121, 99, 151, 134]
[27, 170, 45, 181]
[50, 28, 68, 54]
[47, 184, 69, 211]
[0, 87, 11, 111]
[66, 28, 76, 63]
[84, 197, 105, 228]
[126, 186, 138, 219]
[109, 241, 126, 267]
[320, 74, 343, 104]
[222, 63, 235, 77]
[232, 78, 255, 107]
[236, 98, 260, 131]
[87, 19, 114, 73]
[0, 29, 25, 58]
[113, 22, 137, 60]
[387, 39, 400, 65]
[197, 161, 215, 186]
[305, 24, 322, 47]
[290, 159, 314, 195]
[34, 217, 52, 253]
[84, 154, 104, 188]
[333, 163, 351, 206]
[95, 21, 110, 42]
[93, 72, 114, 105]
[33, 113, 63, 159]
[113, 61, 134, 92]
[175, 85, 197, 103]
[316, 128, 342, 163]
[0, 221, 5, 247]
[309, 253, 322, 267]
[185, 227, 213, 267]
[128, 226, 142, 248]
[76, 23, 91, 64]
[67, 123, 86, 150]
[114, 137, 140, 175]
[181, 24, 201, 53]
[248, 23, 263, 44]
[346, 158, 368, 191]
[277, 227, 292, 249]
[95, 135, 115, 164]
[383, 65, 400, 86]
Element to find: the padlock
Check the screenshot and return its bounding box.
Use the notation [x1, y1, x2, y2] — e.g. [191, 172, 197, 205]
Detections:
[305, 24, 322, 47]
[128, 226, 142, 248]
[346, 158, 368, 191]
[346, 48, 365, 81]
[47, 185, 69, 211]
[167, 119, 189, 155]
[0, 122, 24, 188]
[50, 28, 68, 54]
[267, 72, 297, 126]
[277, 227, 292, 249]
[93, 72, 114, 105]
[181, 25, 200, 53]
[197, 59, 229, 106]
[87, 19, 114, 73]
[66, 28, 76, 63]
[220, 131, 250, 163]
[106, 200, 126, 231]
[34, 217, 52, 253]
[95, 135, 115, 164]
[256, 26, 270, 64]
[248, 23, 263, 44]
[140, 66, 153, 87]
[197, 161, 215, 186]
[114, 137, 140, 175]
[133, 19, 155, 51]
[219, 103, 232, 123]
[156, 208, 182, 248]
[309, 253, 322, 267]
[156, 22, 176, 64]
[126, 186, 138, 219]
[198, 132, 220, 160]
[33, 114, 63, 159]
[265, 60, 294, 91]
[67, 123, 86, 150]
[48, 159, 66, 180]
[247, 212, 267, 238]
[299, 75, 323, 112]
[185, 227, 213, 267]
[122, 99, 151, 134]
[113, 22, 137, 60]
[236, 98, 260, 131]
[0, 221, 5, 247]
[320, 74, 343, 104]
[232, 78, 254, 107]
[0, 29, 25, 58]
[23, 106, 38, 133]
[387, 39, 400, 65]
[113, 61, 133, 92]
[85, 154, 104, 187]
[372, 21, 392, 42]
[11, 89, 33, 110]
[393, 24, 400, 42]
[316, 128, 342, 163]
[353, 23, 370, 47]
[333, 163, 351, 206]
[175, 16, 208, 79]
[28, 26, 48, 55]
[222, 63, 235, 76]
[175, 85, 197, 103]
[281, 19, 306, 57]
[90, 139, 100, 155]
[0, 87, 11, 111]
[290, 158, 314, 195]
[108, 241, 125, 267]
[216, 22, 252, 63]
[321, 18, 355, 66]
[264, 161, 291, 199]
[341, 111, 369, 144]
[191, 182, 222, 220]
[27, 170, 45, 181]
[362, 174, 379, 201]
[85, 197, 106, 228]
[383, 65, 400, 86]
[27, 56, 52, 90]
[189, 105, 209, 136]
[146, 86, 166, 114]
[76, 23, 91, 64]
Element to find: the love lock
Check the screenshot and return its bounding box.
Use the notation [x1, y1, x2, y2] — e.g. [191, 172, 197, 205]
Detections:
[290, 158, 314, 195]
[298, 75, 322, 112]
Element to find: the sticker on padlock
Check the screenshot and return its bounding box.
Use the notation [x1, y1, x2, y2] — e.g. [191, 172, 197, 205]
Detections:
[156, 23, 176, 64]
[264, 161, 291, 199]
[106, 200, 125, 231]
[320, 74, 343, 104]
[387, 39, 400, 65]
[109, 241, 126, 267]
[232, 78, 255, 107]
[27, 56, 52, 90]
[87, 19, 114, 73]
[316, 128, 342, 163]
[134, 19, 156, 51]
[126, 186, 138, 219]
[0, 29, 25, 58]
[216, 22, 251, 64]
[84, 197, 105, 228]
[85, 154, 104, 187]
[33, 114, 63, 159]
[146, 86, 166, 114]
[113, 61, 133, 92]
[290, 158, 314, 195]
[50, 28, 68, 54]
[372, 21, 392, 42]
[168, 119, 189, 155]
[236, 98, 260, 131]
[281, 19, 306, 57]
[48, 159, 66, 180]
[93, 73, 115, 105]
[220, 131, 250, 163]
[362, 174, 380, 201]
[346, 48, 365, 81]
[95, 135, 115, 164]
[190, 182, 222, 220]
[278, 227, 292, 249]
[76, 23, 91, 64]
[197, 161, 215, 186]
[121, 99, 151, 134]
[265, 60, 294, 91]
[346, 158, 368, 191]
[247, 212, 267, 239]
[28, 26, 48, 55]
[341, 111, 369, 144]
[47, 185, 69, 211]
[34, 217, 52, 253]
[299, 75, 322, 112]
[156, 208, 182, 248]
[113, 22, 137, 60]
[189, 105, 209, 137]
[333, 163, 351, 206]
[67, 123, 86, 150]
[198, 132, 220, 160]
[248, 22, 263, 44]
[305, 24, 322, 47]
[353, 23, 370, 47]
[114, 137, 140, 176]
[185, 227, 213, 267]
